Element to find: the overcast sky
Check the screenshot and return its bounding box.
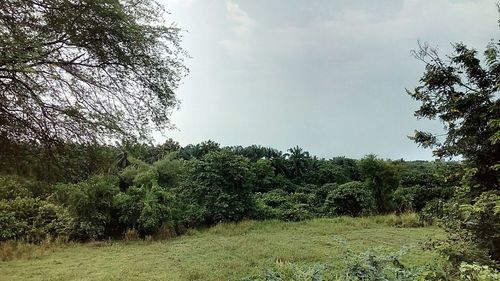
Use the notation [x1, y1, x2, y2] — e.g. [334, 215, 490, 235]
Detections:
[159, 0, 498, 160]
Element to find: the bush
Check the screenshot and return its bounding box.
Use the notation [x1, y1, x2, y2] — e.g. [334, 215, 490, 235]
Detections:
[323, 181, 375, 216]
[253, 189, 314, 221]
[425, 191, 500, 270]
[0, 175, 52, 200]
[51, 175, 119, 240]
[418, 199, 446, 224]
[179, 151, 255, 225]
[241, 262, 331, 281]
[115, 182, 176, 235]
[343, 249, 421, 280]
[458, 262, 500, 281]
[393, 186, 417, 213]
[0, 198, 74, 242]
[380, 213, 426, 228]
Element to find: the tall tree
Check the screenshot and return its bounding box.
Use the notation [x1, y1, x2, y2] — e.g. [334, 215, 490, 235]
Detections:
[359, 154, 399, 213]
[0, 0, 187, 145]
[408, 8, 500, 266]
[407, 13, 499, 193]
[286, 146, 310, 178]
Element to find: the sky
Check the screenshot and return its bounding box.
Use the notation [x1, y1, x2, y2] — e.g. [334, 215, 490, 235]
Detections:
[158, 0, 499, 160]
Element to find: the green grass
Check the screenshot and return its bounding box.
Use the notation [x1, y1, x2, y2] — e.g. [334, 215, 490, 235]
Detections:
[0, 215, 444, 281]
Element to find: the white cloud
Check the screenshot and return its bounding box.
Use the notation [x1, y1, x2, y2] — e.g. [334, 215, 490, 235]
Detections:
[226, 0, 255, 34]
[218, 0, 497, 62]
[219, 0, 257, 56]
[165, 0, 195, 8]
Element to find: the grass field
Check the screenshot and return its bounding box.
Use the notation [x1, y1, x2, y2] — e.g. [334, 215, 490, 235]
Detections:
[0, 215, 444, 281]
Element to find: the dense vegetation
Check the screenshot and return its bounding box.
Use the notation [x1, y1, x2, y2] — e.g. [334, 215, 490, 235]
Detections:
[0, 140, 461, 242]
[1, 0, 499, 280]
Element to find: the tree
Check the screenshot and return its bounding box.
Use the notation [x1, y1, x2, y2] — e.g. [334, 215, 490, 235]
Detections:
[407, 39, 499, 193]
[408, 7, 500, 267]
[0, 0, 187, 145]
[359, 155, 399, 213]
[286, 146, 310, 178]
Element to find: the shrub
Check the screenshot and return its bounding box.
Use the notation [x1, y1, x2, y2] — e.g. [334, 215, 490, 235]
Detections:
[393, 186, 416, 213]
[458, 262, 500, 281]
[343, 249, 421, 281]
[418, 199, 446, 224]
[51, 175, 120, 240]
[323, 181, 375, 216]
[253, 189, 314, 221]
[241, 262, 331, 281]
[0, 198, 74, 242]
[179, 151, 255, 225]
[434, 191, 500, 267]
[115, 182, 176, 235]
[0, 175, 52, 200]
[380, 213, 426, 228]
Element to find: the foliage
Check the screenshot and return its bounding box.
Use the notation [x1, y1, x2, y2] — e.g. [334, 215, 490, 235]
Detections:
[323, 182, 375, 216]
[0, 198, 73, 242]
[243, 239, 437, 281]
[408, 40, 500, 194]
[342, 249, 421, 281]
[241, 262, 330, 281]
[396, 160, 459, 211]
[253, 189, 314, 221]
[251, 159, 279, 193]
[359, 155, 399, 213]
[51, 175, 120, 239]
[418, 199, 446, 224]
[0, 140, 116, 183]
[458, 262, 500, 281]
[0, 141, 462, 241]
[0, 0, 187, 145]
[0, 175, 50, 200]
[115, 165, 176, 235]
[431, 191, 500, 266]
[179, 150, 255, 225]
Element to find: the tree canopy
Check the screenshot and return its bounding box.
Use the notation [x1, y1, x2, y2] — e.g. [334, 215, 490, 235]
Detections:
[0, 0, 187, 145]
[408, 38, 500, 192]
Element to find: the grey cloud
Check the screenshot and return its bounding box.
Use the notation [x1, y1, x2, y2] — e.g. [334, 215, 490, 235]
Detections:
[160, 0, 498, 160]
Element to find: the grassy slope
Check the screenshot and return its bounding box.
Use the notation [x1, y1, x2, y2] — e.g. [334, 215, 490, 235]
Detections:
[0, 216, 444, 281]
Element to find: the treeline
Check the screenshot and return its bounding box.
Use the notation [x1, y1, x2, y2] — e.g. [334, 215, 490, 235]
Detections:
[0, 138, 461, 242]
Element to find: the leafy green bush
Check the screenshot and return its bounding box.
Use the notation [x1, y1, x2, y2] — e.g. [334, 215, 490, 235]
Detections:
[253, 189, 314, 221]
[418, 199, 446, 224]
[393, 186, 417, 213]
[0, 198, 74, 242]
[431, 191, 500, 267]
[51, 175, 120, 240]
[343, 249, 421, 280]
[458, 262, 500, 281]
[323, 181, 375, 216]
[179, 151, 255, 225]
[0, 175, 52, 200]
[115, 183, 176, 235]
